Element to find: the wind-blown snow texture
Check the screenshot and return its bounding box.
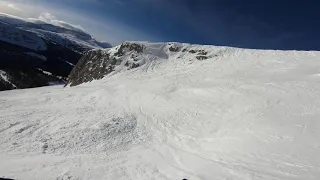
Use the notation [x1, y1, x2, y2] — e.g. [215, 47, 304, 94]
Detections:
[1, 42, 320, 180]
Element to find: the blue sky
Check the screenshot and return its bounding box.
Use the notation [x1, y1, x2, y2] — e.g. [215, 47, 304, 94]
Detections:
[1, 0, 319, 50]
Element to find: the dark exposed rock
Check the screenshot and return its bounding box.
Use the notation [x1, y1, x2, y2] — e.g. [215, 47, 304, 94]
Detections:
[182, 49, 187, 52]
[169, 46, 180, 52]
[114, 42, 145, 57]
[189, 50, 197, 53]
[67, 42, 147, 87]
[198, 50, 208, 55]
[196, 56, 208, 60]
[188, 49, 208, 55]
[67, 50, 116, 87]
[131, 54, 140, 61]
[131, 63, 140, 69]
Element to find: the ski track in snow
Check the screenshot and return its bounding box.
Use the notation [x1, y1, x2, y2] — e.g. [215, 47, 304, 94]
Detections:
[1, 44, 320, 180]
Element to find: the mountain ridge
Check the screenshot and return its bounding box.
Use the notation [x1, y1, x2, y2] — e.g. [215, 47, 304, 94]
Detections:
[67, 41, 251, 86]
[0, 13, 111, 91]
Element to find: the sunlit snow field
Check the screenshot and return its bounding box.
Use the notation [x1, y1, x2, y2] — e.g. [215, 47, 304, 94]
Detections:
[1, 43, 320, 180]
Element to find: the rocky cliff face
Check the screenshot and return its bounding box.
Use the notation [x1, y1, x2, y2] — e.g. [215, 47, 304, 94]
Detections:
[67, 42, 218, 87]
[68, 42, 146, 86]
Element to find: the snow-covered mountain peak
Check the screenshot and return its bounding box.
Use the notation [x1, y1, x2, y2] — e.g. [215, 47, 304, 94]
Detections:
[0, 13, 111, 52]
[0, 12, 86, 34]
[68, 40, 320, 88]
[0, 21, 47, 51]
[0, 13, 27, 25]
[67, 41, 238, 86]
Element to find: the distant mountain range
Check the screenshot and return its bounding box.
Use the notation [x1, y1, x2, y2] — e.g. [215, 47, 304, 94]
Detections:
[0, 13, 111, 91]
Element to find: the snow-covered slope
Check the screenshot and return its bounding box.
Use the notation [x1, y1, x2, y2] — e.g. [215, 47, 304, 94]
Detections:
[1, 42, 320, 180]
[0, 21, 47, 51]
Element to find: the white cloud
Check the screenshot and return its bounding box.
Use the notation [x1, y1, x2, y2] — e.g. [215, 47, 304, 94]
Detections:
[0, 0, 158, 45]
[38, 12, 56, 21]
[0, 0, 43, 17]
[0, 2, 21, 13]
[36, 12, 86, 32]
[7, 4, 21, 11]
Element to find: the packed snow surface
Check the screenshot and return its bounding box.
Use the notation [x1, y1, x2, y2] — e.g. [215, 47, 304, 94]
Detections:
[1, 42, 320, 180]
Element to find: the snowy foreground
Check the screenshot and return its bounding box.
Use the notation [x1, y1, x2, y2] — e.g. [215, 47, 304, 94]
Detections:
[1, 43, 320, 180]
